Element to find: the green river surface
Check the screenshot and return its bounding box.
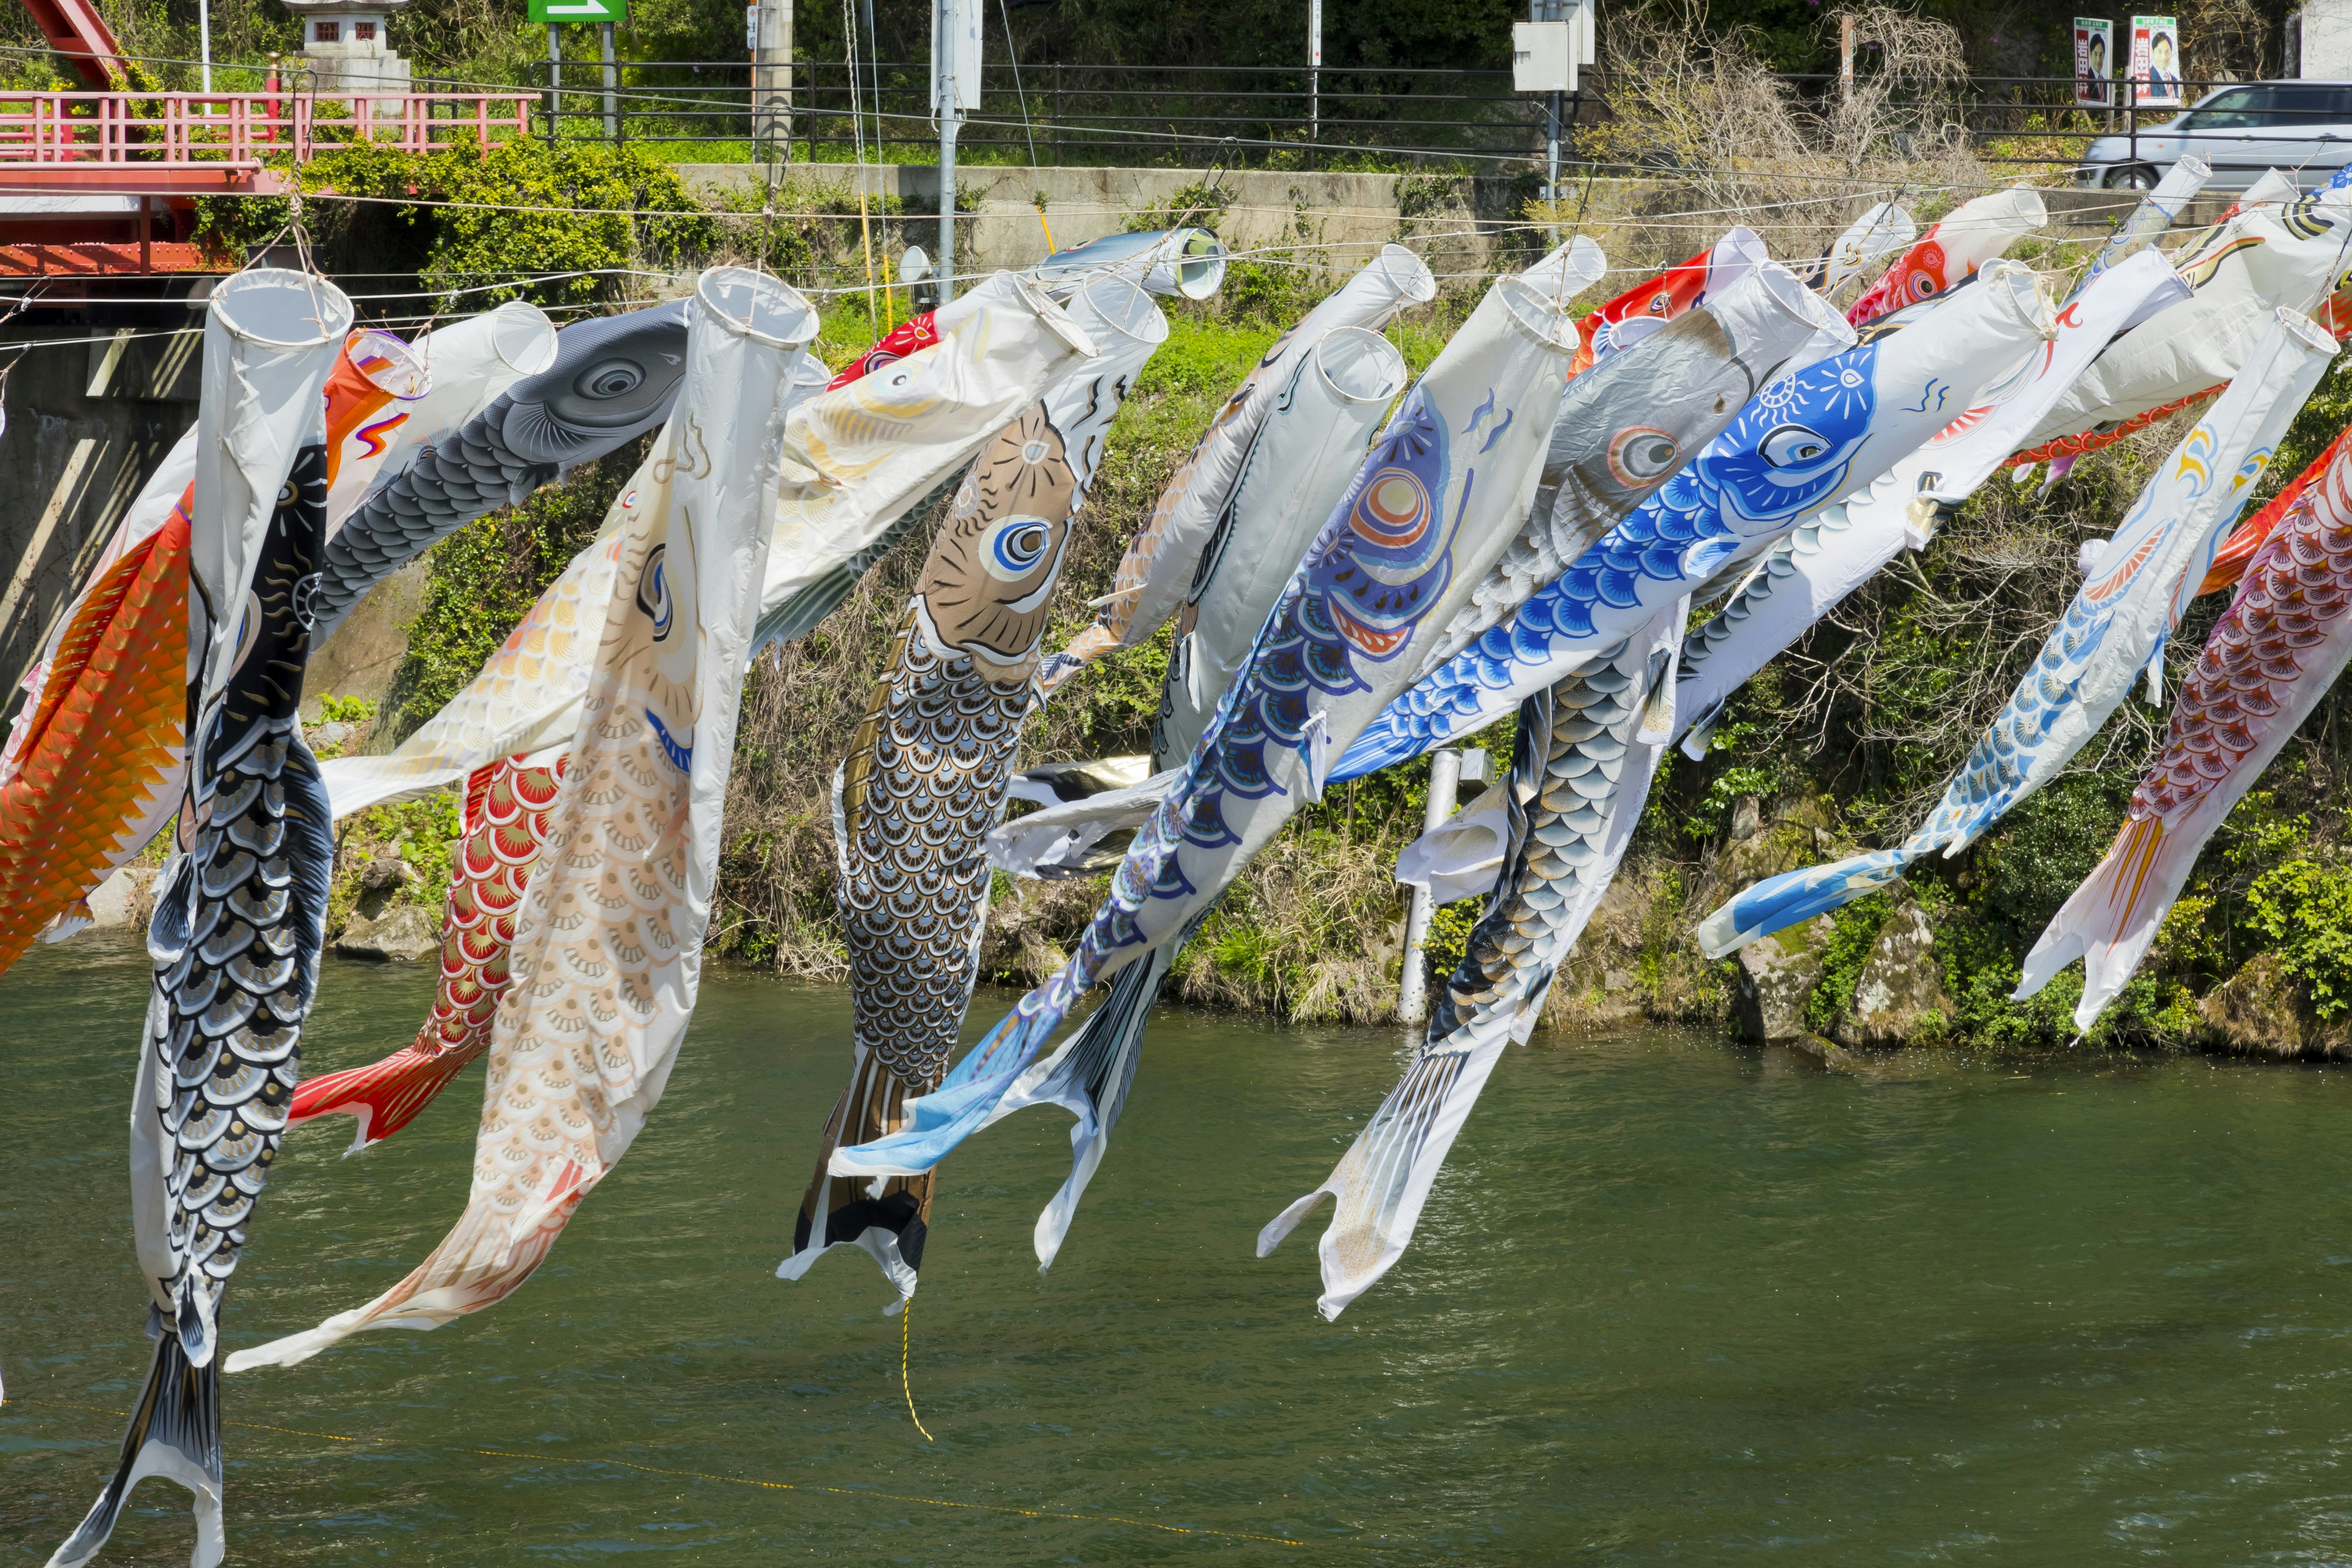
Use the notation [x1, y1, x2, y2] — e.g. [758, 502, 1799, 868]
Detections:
[9, 935, 2352, 1563]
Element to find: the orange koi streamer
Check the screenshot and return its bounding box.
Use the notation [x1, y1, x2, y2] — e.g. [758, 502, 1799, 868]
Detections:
[0, 511, 188, 973]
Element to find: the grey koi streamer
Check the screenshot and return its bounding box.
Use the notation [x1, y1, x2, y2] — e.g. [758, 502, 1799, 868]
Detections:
[51, 445, 334, 1568]
[307, 300, 691, 639]
[1260, 609, 1679, 1318]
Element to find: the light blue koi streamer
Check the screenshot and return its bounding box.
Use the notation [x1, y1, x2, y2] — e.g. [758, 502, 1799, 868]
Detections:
[1698, 306, 2342, 958]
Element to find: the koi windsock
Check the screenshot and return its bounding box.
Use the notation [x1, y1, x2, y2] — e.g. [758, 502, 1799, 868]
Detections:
[1843, 186, 2044, 330]
[284, 753, 565, 1152]
[1670, 249, 2191, 759]
[2199, 423, 2352, 596]
[1337, 260, 2050, 780]
[229, 269, 815, 1373]
[306, 297, 691, 643]
[1036, 242, 1446, 693]
[1260, 597, 1685, 1320]
[2011, 189, 2352, 470]
[977, 319, 1413, 1271]
[1699, 306, 2341, 958]
[317, 273, 1093, 819]
[51, 267, 352, 1568]
[0, 295, 413, 979]
[2017, 445, 2352, 1027]
[1814, 202, 1915, 297]
[780, 276, 1170, 1298]
[827, 253, 1587, 1188]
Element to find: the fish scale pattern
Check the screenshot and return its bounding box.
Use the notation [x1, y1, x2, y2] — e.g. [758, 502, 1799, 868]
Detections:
[1260, 630, 1665, 1319]
[2136, 482, 2352, 826]
[845, 627, 1029, 1088]
[288, 755, 565, 1150]
[153, 442, 334, 1361]
[1341, 348, 1885, 778]
[0, 507, 189, 973]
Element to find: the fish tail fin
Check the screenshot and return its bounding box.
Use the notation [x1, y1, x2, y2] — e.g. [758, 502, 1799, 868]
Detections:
[287, 1036, 475, 1155]
[49, 1326, 224, 1568]
[992, 949, 1170, 1272]
[2016, 815, 2182, 1030]
[777, 1051, 926, 1298]
[1257, 1033, 1510, 1321]
[1696, 846, 1917, 958]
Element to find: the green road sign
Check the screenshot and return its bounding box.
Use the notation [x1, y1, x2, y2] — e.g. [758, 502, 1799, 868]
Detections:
[529, 0, 625, 23]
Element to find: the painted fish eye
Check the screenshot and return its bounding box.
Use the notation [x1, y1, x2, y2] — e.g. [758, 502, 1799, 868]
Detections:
[1760, 424, 1831, 467]
[1606, 426, 1681, 487]
[1646, 292, 1672, 316]
[578, 358, 646, 400]
[278, 480, 297, 505]
[982, 518, 1052, 580]
[1909, 273, 1939, 300]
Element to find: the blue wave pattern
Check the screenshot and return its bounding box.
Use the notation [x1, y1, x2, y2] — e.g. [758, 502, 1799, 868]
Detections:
[832, 386, 1474, 1177]
[1336, 346, 1890, 780]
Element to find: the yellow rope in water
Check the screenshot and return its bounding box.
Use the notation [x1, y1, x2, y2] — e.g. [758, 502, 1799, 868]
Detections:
[15, 1396, 1335, 1549]
[901, 1295, 934, 1442]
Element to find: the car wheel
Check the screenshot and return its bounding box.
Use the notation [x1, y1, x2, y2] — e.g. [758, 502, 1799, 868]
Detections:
[2109, 164, 2159, 190]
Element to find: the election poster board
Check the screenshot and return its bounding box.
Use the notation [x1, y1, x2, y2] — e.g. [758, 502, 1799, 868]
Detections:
[2130, 15, 2184, 108]
[2075, 18, 2113, 107]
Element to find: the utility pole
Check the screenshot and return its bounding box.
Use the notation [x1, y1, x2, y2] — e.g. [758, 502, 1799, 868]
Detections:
[1308, 0, 1321, 166]
[934, 0, 976, 303]
[601, 19, 617, 143]
[547, 24, 561, 137]
[753, 0, 793, 165]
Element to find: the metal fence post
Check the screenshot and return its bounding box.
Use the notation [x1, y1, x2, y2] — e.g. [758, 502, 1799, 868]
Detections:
[601, 22, 617, 143]
[1395, 748, 1463, 1028]
[545, 25, 561, 141]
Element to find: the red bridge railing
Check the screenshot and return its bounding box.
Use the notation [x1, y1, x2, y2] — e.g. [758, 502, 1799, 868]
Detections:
[0, 91, 537, 190]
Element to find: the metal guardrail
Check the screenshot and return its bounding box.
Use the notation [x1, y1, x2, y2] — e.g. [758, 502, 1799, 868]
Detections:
[523, 62, 2340, 180]
[534, 59, 1546, 167]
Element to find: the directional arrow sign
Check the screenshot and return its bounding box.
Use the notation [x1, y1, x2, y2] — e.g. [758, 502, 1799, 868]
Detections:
[529, 0, 627, 22]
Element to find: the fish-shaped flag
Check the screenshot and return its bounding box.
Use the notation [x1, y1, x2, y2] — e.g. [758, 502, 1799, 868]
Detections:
[228, 268, 816, 1373]
[48, 266, 353, 1568]
[973, 318, 1414, 1270]
[1566, 227, 1764, 374]
[2016, 442, 2352, 1027]
[1336, 261, 2052, 780]
[2016, 192, 2352, 460]
[1844, 187, 2045, 330]
[284, 753, 565, 1152]
[2070, 154, 2211, 303]
[757, 271, 1099, 647]
[1038, 243, 1445, 692]
[779, 276, 1171, 1298]
[318, 274, 1095, 820]
[306, 298, 692, 641]
[1815, 203, 1916, 297]
[1672, 249, 2191, 758]
[1261, 597, 1686, 1319]
[1419, 258, 1852, 678]
[322, 329, 429, 522]
[323, 302, 557, 537]
[1028, 227, 1230, 301]
[1700, 306, 2341, 957]
[826, 255, 1583, 1190]
[2199, 423, 2352, 596]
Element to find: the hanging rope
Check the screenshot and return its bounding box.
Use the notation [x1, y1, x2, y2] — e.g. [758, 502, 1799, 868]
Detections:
[901, 1295, 934, 1442]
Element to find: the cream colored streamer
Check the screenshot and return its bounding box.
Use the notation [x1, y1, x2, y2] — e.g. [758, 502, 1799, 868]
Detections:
[230, 268, 815, 1371]
[319, 273, 1091, 818]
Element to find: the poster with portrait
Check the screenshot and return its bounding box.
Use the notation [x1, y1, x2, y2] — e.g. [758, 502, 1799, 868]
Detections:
[2075, 18, 2113, 107]
[2130, 15, 2184, 108]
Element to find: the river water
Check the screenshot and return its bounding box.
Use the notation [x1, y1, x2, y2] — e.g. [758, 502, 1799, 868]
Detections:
[7, 935, 2352, 1563]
